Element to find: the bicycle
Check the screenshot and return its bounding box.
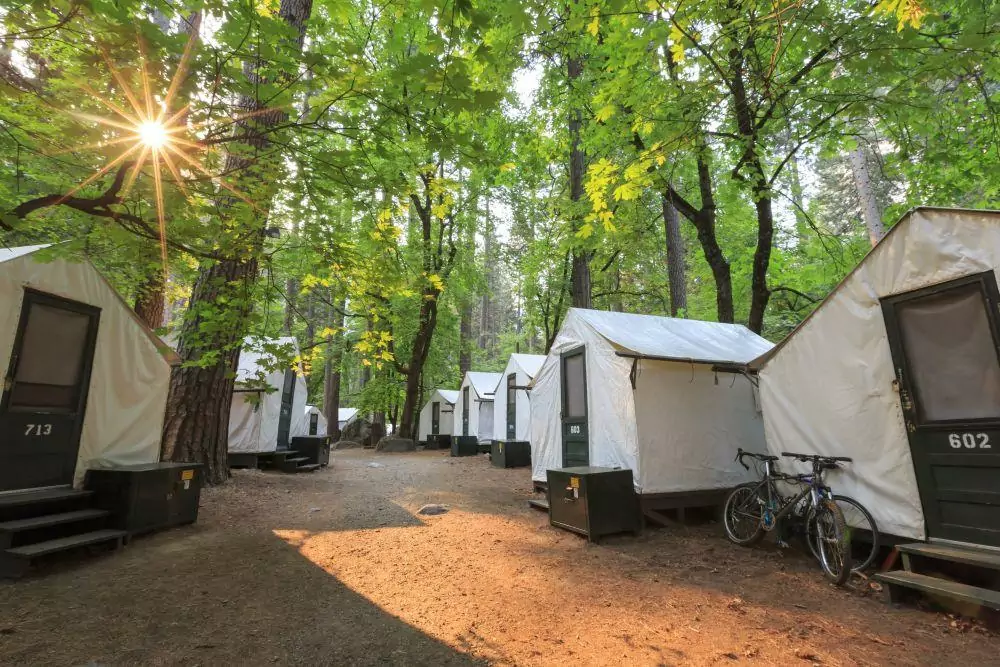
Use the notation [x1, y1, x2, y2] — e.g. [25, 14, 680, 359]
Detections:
[723, 449, 853, 585]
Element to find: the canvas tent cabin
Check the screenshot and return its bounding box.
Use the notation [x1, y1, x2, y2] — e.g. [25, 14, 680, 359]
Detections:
[753, 207, 1000, 549]
[228, 337, 309, 453]
[338, 408, 358, 431]
[0, 245, 177, 492]
[304, 405, 327, 436]
[417, 389, 458, 442]
[530, 308, 773, 507]
[456, 372, 502, 443]
[492, 353, 545, 442]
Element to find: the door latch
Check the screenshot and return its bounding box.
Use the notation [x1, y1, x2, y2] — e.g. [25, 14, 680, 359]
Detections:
[900, 388, 914, 412]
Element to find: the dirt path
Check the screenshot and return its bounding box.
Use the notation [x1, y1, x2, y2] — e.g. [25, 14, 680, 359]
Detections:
[0, 449, 995, 666]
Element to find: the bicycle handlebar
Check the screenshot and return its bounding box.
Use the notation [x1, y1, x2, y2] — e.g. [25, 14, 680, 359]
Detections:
[735, 447, 779, 470]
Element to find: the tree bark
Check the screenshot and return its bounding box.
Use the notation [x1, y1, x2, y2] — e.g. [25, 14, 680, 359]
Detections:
[568, 53, 591, 309]
[133, 269, 165, 330]
[729, 40, 772, 334]
[322, 294, 345, 441]
[459, 302, 472, 378]
[661, 191, 687, 317]
[398, 293, 438, 438]
[667, 149, 734, 323]
[161, 0, 313, 483]
[848, 145, 885, 247]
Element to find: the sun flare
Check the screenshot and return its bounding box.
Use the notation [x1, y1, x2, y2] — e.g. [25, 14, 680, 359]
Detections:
[137, 120, 169, 149]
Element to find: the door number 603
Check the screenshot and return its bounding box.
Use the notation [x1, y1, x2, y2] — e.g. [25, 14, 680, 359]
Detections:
[948, 433, 990, 449]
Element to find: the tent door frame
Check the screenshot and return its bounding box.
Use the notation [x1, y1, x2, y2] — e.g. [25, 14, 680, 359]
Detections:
[0, 288, 101, 492]
[431, 401, 440, 435]
[560, 346, 589, 468]
[881, 270, 1000, 547]
[462, 386, 470, 436]
[309, 411, 318, 435]
[276, 369, 296, 449]
[506, 372, 517, 440]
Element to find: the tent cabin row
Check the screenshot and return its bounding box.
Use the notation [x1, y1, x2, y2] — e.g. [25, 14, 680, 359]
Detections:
[753, 207, 1000, 551]
[530, 308, 774, 512]
[0, 245, 178, 493]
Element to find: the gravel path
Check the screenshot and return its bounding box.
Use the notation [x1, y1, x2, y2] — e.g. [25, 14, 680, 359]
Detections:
[0, 449, 996, 666]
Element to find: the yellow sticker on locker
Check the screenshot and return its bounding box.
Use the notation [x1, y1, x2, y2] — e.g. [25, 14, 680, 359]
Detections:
[569, 476, 580, 489]
[181, 469, 194, 481]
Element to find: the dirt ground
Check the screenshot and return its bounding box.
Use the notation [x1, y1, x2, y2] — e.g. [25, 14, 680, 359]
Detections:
[1, 449, 997, 666]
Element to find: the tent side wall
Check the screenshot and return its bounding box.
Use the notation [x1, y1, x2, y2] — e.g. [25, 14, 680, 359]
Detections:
[417, 399, 434, 441]
[530, 311, 640, 483]
[633, 362, 758, 493]
[0, 255, 171, 486]
[289, 374, 309, 438]
[456, 378, 479, 438]
[757, 209, 1000, 540]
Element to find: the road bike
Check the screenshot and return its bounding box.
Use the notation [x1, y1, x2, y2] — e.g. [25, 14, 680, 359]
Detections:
[723, 449, 856, 585]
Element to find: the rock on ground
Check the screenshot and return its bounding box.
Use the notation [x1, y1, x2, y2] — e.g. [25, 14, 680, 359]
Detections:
[375, 437, 416, 453]
[333, 439, 363, 450]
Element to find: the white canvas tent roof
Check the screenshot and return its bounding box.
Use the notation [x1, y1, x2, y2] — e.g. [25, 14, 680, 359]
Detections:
[338, 407, 358, 426]
[228, 336, 309, 453]
[456, 371, 502, 441]
[492, 353, 546, 441]
[0, 245, 175, 488]
[418, 388, 459, 440]
[752, 207, 1000, 542]
[531, 308, 772, 492]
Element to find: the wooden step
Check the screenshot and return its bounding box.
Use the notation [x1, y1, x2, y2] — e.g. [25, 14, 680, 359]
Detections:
[528, 498, 550, 512]
[0, 509, 109, 534]
[898, 542, 1000, 571]
[5, 528, 127, 559]
[294, 463, 321, 473]
[0, 488, 92, 509]
[876, 570, 1000, 610]
[285, 457, 309, 464]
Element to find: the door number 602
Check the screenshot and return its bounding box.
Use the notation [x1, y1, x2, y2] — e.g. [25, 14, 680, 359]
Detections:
[948, 433, 990, 449]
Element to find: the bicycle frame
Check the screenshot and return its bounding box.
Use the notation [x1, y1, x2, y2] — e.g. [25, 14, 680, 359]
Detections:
[749, 460, 832, 529]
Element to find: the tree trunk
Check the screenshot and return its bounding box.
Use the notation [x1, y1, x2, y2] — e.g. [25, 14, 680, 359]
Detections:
[747, 182, 774, 334]
[729, 41, 771, 333]
[398, 294, 438, 438]
[322, 295, 344, 441]
[459, 302, 472, 378]
[848, 145, 885, 246]
[134, 269, 165, 329]
[568, 53, 591, 309]
[284, 277, 297, 333]
[160, 0, 313, 483]
[661, 192, 687, 317]
[161, 257, 256, 483]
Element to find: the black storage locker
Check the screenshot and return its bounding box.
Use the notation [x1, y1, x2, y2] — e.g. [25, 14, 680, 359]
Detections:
[291, 436, 331, 466]
[426, 434, 452, 450]
[84, 462, 204, 536]
[451, 435, 479, 457]
[546, 467, 640, 542]
[491, 440, 531, 468]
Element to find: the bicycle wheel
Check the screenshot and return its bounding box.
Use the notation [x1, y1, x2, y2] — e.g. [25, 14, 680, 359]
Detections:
[807, 495, 880, 572]
[723, 483, 765, 546]
[811, 499, 852, 585]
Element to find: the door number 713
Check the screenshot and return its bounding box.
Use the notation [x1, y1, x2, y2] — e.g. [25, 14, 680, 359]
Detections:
[24, 424, 52, 436]
[948, 433, 990, 449]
